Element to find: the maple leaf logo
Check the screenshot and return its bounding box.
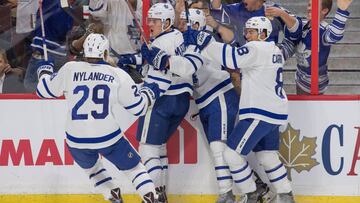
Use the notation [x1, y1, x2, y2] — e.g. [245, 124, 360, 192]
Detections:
[279, 124, 319, 180]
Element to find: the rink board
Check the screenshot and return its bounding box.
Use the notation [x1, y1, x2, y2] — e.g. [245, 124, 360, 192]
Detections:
[0, 95, 360, 202]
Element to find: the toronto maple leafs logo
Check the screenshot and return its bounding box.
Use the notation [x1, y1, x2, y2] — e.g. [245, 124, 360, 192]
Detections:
[279, 124, 319, 180]
[296, 42, 311, 67]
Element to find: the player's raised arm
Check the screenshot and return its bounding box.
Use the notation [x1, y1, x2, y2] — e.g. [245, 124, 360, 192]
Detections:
[36, 60, 66, 99]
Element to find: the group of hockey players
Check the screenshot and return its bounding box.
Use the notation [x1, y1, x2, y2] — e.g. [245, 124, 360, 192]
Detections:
[34, 0, 353, 203]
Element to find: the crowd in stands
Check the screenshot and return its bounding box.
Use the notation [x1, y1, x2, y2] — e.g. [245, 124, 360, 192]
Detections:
[0, 0, 353, 95]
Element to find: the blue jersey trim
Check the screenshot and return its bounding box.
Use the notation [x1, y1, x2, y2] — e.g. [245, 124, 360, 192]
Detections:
[215, 166, 230, 170]
[136, 179, 153, 190]
[124, 97, 143, 110]
[36, 89, 46, 99]
[265, 163, 283, 173]
[95, 177, 112, 186]
[195, 78, 232, 104]
[89, 3, 104, 12]
[132, 172, 147, 183]
[184, 56, 198, 71]
[239, 108, 288, 120]
[269, 172, 288, 183]
[42, 78, 57, 98]
[217, 176, 232, 180]
[148, 75, 171, 84]
[222, 44, 227, 67]
[66, 128, 121, 144]
[89, 168, 106, 179]
[232, 47, 238, 69]
[168, 83, 193, 90]
[184, 53, 204, 65]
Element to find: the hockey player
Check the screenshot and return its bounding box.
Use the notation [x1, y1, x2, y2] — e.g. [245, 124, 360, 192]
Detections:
[35, 33, 170, 203]
[183, 17, 295, 203]
[136, 3, 193, 203]
[141, 8, 240, 203]
[175, 9, 239, 203]
[272, 0, 353, 94]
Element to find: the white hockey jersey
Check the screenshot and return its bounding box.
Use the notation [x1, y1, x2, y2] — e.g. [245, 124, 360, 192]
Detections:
[89, 0, 142, 54]
[202, 41, 288, 125]
[169, 47, 233, 109]
[145, 29, 193, 96]
[36, 61, 158, 149]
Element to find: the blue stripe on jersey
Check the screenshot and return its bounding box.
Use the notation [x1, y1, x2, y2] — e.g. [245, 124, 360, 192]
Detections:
[269, 172, 287, 183]
[184, 53, 204, 65]
[234, 171, 253, 183]
[42, 78, 57, 98]
[132, 172, 147, 183]
[66, 128, 121, 144]
[89, 3, 104, 12]
[124, 97, 143, 110]
[230, 162, 249, 174]
[222, 44, 227, 68]
[215, 166, 230, 170]
[36, 89, 46, 99]
[168, 83, 193, 90]
[89, 168, 106, 179]
[195, 78, 232, 104]
[184, 56, 198, 72]
[232, 47, 238, 69]
[136, 179, 153, 190]
[134, 106, 145, 116]
[265, 163, 283, 173]
[148, 75, 171, 84]
[217, 176, 232, 180]
[239, 108, 288, 120]
[95, 177, 112, 186]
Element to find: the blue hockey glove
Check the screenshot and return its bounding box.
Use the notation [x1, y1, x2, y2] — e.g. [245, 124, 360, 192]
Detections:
[141, 43, 169, 71]
[140, 82, 161, 106]
[183, 29, 212, 51]
[37, 60, 54, 79]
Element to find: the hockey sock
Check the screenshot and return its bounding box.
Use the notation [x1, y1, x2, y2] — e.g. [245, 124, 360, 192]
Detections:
[139, 144, 163, 188]
[83, 159, 116, 200]
[160, 144, 168, 188]
[210, 141, 233, 194]
[223, 147, 256, 194]
[123, 162, 156, 200]
[256, 151, 292, 193]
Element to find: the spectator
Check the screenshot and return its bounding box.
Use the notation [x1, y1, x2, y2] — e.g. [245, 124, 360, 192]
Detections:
[275, 0, 353, 94]
[0, 49, 25, 93]
[210, 0, 293, 46]
[24, 0, 74, 92]
[89, 0, 142, 58]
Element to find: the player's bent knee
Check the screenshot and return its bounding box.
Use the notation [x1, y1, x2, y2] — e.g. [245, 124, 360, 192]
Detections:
[255, 150, 281, 168]
[223, 147, 246, 166]
[210, 141, 226, 155]
[139, 144, 162, 158]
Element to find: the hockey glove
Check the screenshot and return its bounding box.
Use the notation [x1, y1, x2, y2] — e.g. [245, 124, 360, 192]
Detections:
[183, 29, 212, 51]
[117, 53, 143, 68]
[36, 60, 54, 79]
[141, 43, 169, 71]
[140, 82, 161, 106]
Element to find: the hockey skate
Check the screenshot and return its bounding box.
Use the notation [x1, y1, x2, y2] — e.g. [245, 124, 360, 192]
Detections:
[156, 186, 168, 203]
[270, 192, 295, 203]
[216, 190, 236, 203]
[256, 182, 275, 203]
[109, 187, 123, 203]
[142, 191, 159, 203]
[244, 190, 259, 203]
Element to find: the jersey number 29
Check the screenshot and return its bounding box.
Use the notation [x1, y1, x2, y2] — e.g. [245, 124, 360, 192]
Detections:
[72, 85, 110, 120]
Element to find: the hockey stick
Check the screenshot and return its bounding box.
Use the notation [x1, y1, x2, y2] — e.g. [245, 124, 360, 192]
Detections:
[125, 0, 150, 48]
[184, 0, 191, 30]
[39, 0, 48, 61]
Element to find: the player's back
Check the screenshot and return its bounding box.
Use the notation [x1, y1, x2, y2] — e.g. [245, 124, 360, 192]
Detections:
[193, 59, 233, 109]
[239, 41, 288, 125]
[146, 29, 193, 96]
[60, 61, 128, 149]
